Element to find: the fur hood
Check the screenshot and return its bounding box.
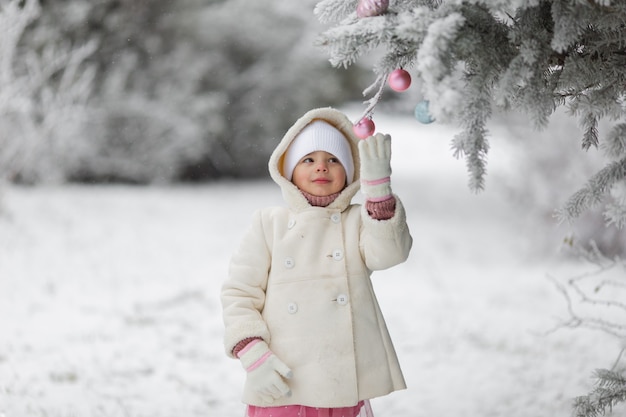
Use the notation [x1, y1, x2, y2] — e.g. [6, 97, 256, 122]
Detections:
[268, 107, 361, 212]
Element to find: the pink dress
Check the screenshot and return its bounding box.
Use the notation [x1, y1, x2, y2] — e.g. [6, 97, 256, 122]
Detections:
[247, 400, 373, 417]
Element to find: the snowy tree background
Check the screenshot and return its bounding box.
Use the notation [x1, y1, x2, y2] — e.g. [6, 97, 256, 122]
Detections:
[1, 0, 626, 416]
[0, 0, 97, 184]
[1, 0, 366, 184]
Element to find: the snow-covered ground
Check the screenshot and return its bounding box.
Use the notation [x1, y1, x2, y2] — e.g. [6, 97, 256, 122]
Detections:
[0, 111, 622, 417]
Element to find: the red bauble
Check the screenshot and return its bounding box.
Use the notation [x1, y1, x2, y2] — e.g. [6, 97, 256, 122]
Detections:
[388, 69, 411, 92]
[353, 117, 375, 139]
[356, 0, 389, 18]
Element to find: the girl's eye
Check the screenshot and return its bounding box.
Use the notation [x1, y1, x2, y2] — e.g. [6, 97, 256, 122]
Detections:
[328, 157, 339, 163]
[301, 157, 314, 163]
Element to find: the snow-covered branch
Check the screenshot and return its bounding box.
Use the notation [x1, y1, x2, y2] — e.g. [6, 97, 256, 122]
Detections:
[548, 242, 626, 339]
[315, 0, 626, 211]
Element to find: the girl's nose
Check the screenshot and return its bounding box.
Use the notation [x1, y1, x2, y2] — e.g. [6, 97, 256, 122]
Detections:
[316, 162, 328, 172]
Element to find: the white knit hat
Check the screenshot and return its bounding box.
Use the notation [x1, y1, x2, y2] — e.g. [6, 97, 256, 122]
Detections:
[282, 120, 354, 184]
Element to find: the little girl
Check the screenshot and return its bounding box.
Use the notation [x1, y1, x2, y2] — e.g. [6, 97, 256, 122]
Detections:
[221, 107, 413, 417]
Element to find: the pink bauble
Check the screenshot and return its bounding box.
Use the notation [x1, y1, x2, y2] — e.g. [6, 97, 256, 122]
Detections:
[356, 0, 389, 18]
[388, 69, 411, 92]
[353, 118, 375, 139]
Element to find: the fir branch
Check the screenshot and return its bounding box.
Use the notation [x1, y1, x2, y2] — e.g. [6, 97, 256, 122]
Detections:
[495, 38, 545, 107]
[374, 49, 418, 75]
[550, 0, 593, 53]
[465, 129, 488, 192]
[393, 6, 437, 44]
[596, 369, 626, 390]
[523, 72, 556, 128]
[316, 14, 398, 68]
[604, 202, 626, 229]
[415, 10, 466, 121]
[314, 0, 358, 24]
[573, 368, 626, 417]
[581, 112, 599, 150]
[566, 89, 625, 144]
[603, 124, 626, 159]
[359, 72, 388, 120]
[452, 92, 491, 192]
[558, 157, 626, 221]
[393, 0, 438, 12]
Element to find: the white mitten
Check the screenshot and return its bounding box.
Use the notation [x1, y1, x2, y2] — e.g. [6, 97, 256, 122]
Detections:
[358, 133, 393, 202]
[237, 339, 293, 403]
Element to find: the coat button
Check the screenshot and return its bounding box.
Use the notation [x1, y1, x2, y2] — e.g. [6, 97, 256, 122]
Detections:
[337, 294, 349, 306]
[287, 302, 298, 314]
[288, 219, 296, 229]
[332, 249, 344, 261]
[284, 257, 295, 269]
[330, 213, 341, 223]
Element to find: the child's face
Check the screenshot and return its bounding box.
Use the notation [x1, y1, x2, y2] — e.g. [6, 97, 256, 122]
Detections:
[291, 151, 347, 197]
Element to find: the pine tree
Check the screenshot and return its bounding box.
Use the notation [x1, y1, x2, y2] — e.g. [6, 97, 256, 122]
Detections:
[313, 0, 626, 228]
[573, 368, 626, 417]
[314, 2, 626, 415]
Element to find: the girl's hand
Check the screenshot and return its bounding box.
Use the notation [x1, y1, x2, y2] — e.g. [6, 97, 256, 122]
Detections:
[359, 133, 393, 202]
[237, 339, 292, 403]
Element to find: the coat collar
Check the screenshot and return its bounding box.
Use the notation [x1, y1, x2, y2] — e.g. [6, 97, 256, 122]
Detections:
[268, 107, 361, 213]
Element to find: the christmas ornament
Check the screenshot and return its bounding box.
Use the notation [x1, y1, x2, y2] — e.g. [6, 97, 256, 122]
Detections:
[356, 0, 389, 18]
[353, 117, 375, 139]
[414, 100, 434, 124]
[388, 69, 411, 92]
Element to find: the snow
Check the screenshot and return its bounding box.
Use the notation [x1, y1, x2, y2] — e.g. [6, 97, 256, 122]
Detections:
[0, 111, 622, 417]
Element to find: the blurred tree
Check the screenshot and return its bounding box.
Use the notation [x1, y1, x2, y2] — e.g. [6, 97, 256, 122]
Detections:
[0, 0, 96, 184]
[185, 0, 367, 179]
[13, 0, 366, 183]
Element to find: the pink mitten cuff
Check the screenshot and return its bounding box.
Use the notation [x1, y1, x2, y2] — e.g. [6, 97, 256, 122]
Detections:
[233, 336, 263, 357]
[361, 177, 392, 202]
[238, 339, 272, 371]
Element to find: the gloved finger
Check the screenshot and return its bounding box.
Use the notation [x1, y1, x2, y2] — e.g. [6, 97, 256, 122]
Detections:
[258, 391, 275, 404]
[382, 134, 391, 156]
[265, 370, 291, 397]
[374, 133, 391, 157]
[357, 137, 371, 156]
[269, 356, 293, 379]
[261, 382, 288, 401]
[260, 385, 280, 399]
[360, 133, 390, 159]
[271, 378, 292, 398]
